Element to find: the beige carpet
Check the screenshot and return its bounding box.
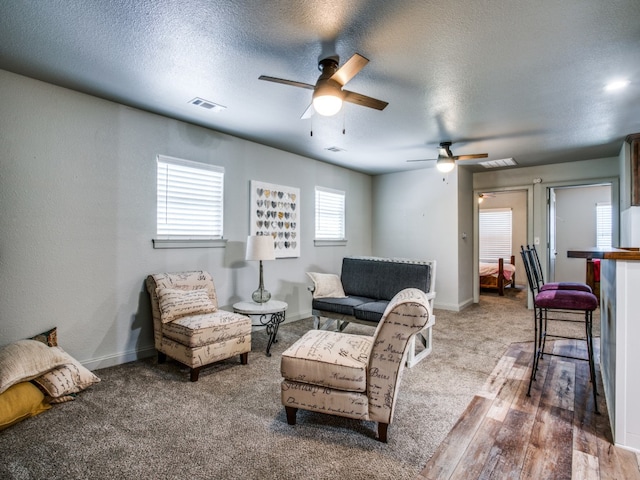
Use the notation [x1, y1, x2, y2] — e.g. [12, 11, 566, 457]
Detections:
[2, 288, 584, 480]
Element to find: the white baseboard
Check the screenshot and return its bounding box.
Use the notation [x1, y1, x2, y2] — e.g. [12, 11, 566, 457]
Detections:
[434, 297, 474, 312]
[84, 310, 313, 371]
[83, 345, 156, 371]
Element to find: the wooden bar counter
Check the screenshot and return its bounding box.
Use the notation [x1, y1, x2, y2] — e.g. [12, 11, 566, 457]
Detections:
[568, 247, 640, 452]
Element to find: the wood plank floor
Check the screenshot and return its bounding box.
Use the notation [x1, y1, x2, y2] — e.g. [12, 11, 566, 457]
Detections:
[417, 339, 640, 479]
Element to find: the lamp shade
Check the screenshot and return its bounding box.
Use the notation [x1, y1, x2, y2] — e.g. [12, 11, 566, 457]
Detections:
[246, 235, 276, 261]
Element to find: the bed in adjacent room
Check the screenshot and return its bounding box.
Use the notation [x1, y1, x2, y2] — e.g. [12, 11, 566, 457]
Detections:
[479, 255, 516, 296]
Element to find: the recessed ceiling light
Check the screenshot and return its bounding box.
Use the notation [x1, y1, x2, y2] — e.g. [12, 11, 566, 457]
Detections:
[604, 79, 630, 92]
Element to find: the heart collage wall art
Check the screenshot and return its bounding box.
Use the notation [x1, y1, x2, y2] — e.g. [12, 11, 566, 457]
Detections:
[250, 180, 300, 258]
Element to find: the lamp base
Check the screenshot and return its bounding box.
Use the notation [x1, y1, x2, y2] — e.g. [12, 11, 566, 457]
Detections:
[252, 288, 271, 304]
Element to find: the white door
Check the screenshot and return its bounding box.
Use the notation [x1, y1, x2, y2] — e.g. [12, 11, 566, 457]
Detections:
[548, 188, 556, 281]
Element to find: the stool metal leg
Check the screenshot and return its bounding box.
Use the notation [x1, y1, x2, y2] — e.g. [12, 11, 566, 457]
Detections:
[585, 310, 599, 413]
[527, 305, 543, 396]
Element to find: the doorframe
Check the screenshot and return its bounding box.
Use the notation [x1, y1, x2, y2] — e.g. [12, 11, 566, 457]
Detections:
[544, 177, 619, 283]
[473, 184, 534, 304]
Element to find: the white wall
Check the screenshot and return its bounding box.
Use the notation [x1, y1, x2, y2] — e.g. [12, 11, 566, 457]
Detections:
[372, 168, 465, 310]
[0, 69, 373, 368]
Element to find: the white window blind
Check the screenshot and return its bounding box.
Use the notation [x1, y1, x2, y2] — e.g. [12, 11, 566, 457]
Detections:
[315, 186, 345, 240]
[157, 155, 224, 238]
[479, 208, 512, 260]
[596, 202, 612, 248]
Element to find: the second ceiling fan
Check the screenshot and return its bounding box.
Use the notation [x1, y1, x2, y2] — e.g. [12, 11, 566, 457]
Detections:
[259, 53, 388, 119]
[407, 142, 488, 172]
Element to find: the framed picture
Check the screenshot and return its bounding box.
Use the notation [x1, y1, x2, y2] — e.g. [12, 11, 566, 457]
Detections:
[250, 180, 300, 258]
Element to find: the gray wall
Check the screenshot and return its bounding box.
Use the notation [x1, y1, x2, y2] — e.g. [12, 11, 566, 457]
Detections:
[372, 168, 468, 310]
[0, 69, 373, 368]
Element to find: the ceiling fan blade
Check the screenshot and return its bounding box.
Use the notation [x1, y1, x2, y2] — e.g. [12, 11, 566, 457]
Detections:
[258, 75, 314, 90]
[300, 104, 314, 119]
[454, 154, 489, 161]
[406, 158, 437, 163]
[331, 53, 369, 86]
[343, 90, 388, 110]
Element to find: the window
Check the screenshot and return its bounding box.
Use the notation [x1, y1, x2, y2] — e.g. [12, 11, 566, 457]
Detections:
[596, 202, 612, 248]
[154, 155, 225, 248]
[479, 208, 512, 260]
[315, 186, 345, 243]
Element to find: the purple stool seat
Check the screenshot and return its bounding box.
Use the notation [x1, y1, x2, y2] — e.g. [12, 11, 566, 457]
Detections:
[535, 289, 598, 311]
[540, 282, 592, 293]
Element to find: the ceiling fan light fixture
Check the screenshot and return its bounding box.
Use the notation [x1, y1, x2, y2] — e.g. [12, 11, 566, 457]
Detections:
[312, 94, 343, 116]
[312, 79, 344, 116]
[436, 156, 455, 173]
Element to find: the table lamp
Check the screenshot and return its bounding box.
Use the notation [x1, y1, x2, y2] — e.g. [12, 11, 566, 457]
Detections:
[246, 235, 276, 303]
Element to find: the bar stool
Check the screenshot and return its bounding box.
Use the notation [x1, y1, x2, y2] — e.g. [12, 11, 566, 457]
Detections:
[524, 244, 593, 293]
[520, 246, 599, 413]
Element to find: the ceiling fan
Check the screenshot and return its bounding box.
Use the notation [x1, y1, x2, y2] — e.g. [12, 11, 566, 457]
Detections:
[258, 53, 388, 119]
[407, 141, 489, 172]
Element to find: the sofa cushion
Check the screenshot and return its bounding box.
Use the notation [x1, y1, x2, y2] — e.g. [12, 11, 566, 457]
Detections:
[162, 311, 252, 348]
[341, 257, 431, 301]
[353, 301, 389, 323]
[312, 296, 373, 316]
[306, 272, 347, 298]
[281, 330, 373, 392]
[155, 288, 217, 323]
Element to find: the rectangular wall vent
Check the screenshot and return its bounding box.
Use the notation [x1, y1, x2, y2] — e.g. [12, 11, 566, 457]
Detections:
[189, 97, 226, 112]
[479, 158, 517, 168]
[325, 146, 345, 153]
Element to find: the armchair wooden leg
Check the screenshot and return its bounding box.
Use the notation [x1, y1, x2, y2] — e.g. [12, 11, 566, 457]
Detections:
[240, 352, 249, 365]
[285, 406, 298, 425]
[377, 423, 389, 443]
[157, 352, 167, 364]
[190, 367, 201, 382]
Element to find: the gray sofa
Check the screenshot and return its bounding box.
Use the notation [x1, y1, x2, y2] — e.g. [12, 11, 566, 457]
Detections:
[310, 256, 436, 367]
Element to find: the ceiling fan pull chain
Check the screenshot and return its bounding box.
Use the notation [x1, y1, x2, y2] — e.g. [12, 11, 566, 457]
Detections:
[342, 111, 346, 135]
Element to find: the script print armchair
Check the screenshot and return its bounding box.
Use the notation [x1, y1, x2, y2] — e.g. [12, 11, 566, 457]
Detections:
[280, 288, 432, 442]
[146, 271, 251, 382]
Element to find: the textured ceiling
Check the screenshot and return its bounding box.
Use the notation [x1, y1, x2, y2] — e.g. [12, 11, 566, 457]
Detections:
[1, 0, 638, 174]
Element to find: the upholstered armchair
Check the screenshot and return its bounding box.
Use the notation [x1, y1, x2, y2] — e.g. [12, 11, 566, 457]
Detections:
[146, 271, 252, 382]
[280, 288, 432, 442]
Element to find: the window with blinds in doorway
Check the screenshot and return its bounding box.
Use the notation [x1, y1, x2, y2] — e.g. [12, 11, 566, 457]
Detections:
[479, 208, 512, 261]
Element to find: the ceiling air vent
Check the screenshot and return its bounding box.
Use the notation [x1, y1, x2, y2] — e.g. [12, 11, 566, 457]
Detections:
[479, 158, 517, 168]
[325, 146, 345, 153]
[188, 97, 226, 112]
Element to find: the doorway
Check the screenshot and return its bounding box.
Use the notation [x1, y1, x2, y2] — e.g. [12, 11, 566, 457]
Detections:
[548, 184, 613, 283]
[473, 186, 532, 304]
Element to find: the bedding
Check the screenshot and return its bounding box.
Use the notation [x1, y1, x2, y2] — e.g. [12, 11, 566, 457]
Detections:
[479, 256, 516, 296]
[479, 262, 516, 281]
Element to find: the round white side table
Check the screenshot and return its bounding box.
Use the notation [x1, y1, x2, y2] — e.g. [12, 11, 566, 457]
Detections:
[233, 300, 288, 356]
